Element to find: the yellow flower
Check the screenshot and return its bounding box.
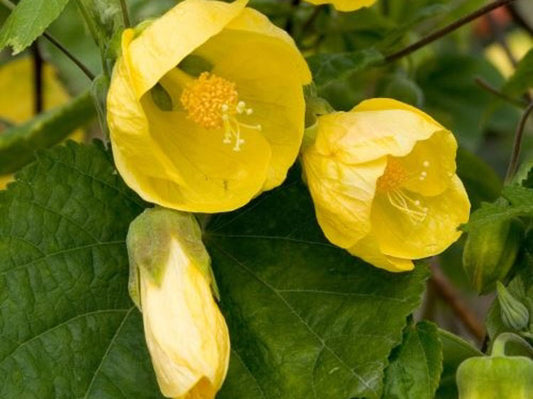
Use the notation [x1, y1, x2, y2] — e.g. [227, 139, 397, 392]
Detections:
[301, 98, 470, 272]
[107, 0, 311, 213]
[304, 0, 377, 12]
[0, 57, 83, 189]
[128, 207, 230, 399]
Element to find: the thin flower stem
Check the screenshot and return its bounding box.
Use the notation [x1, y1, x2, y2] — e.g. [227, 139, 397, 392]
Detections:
[475, 77, 528, 108]
[505, 102, 533, 182]
[0, 0, 95, 80]
[31, 42, 44, 114]
[385, 0, 518, 63]
[119, 0, 131, 28]
[430, 263, 485, 341]
[42, 33, 96, 80]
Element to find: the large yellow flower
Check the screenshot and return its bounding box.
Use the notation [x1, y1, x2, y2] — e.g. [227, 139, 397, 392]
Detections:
[304, 0, 377, 12]
[128, 208, 230, 399]
[107, 0, 311, 213]
[301, 98, 470, 272]
[0, 57, 82, 189]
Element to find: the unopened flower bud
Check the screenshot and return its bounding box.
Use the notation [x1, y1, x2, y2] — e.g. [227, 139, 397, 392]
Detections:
[127, 207, 229, 399]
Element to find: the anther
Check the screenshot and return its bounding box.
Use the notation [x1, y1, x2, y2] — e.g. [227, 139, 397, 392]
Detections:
[423, 161, 430, 167]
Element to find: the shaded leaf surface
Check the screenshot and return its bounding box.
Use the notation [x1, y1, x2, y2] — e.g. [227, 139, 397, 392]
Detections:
[206, 175, 429, 399]
[0, 142, 162, 398]
[383, 321, 443, 399]
[0, 0, 70, 54]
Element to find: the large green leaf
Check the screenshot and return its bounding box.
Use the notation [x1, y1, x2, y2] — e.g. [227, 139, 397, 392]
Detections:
[0, 142, 162, 398]
[206, 173, 429, 399]
[0, 0, 70, 54]
[383, 321, 443, 399]
[0, 91, 96, 174]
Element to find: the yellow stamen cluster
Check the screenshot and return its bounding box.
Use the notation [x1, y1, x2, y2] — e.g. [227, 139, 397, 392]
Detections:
[180, 72, 261, 152]
[180, 72, 239, 130]
[376, 157, 408, 193]
[377, 157, 430, 224]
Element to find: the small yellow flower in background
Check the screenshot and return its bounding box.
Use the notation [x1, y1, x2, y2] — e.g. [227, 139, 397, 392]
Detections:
[301, 98, 470, 272]
[0, 57, 82, 189]
[128, 207, 229, 399]
[107, 0, 311, 213]
[304, 0, 377, 12]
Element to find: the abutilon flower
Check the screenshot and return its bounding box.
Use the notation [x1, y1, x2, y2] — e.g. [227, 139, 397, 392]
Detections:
[128, 208, 230, 399]
[304, 0, 377, 12]
[301, 98, 470, 272]
[107, 0, 310, 213]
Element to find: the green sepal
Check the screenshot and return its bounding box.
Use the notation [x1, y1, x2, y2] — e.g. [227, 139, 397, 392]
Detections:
[126, 207, 220, 311]
[497, 282, 530, 331]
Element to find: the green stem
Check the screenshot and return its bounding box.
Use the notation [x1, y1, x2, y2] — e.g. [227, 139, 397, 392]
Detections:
[119, 0, 130, 28]
[505, 102, 533, 182]
[491, 332, 533, 357]
[385, 0, 518, 63]
[475, 77, 528, 108]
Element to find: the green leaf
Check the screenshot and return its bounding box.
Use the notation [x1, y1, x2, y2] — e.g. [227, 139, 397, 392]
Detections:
[205, 174, 429, 399]
[0, 91, 95, 175]
[435, 329, 483, 399]
[0, 0, 70, 54]
[383, 321, 443, 399]
[503, 48, 533, 97]
[306, 48, 383, 92]
[456, 147, 502, 210]
[462, 185, 533, 233]
[0, 142, 162, 398]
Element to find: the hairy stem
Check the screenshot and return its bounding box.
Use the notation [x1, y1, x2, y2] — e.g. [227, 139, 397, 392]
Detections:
[385, 0, 517, 63]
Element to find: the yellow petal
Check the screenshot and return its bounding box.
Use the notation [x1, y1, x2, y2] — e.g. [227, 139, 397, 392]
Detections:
[348, 233, 414, 272]
[141, 240, 230, 399]
[313, 99, 446, 165]
[372, 175, 470, 259]
[302, 135, 386, 248]
[194, 7, 310, 190]
[395, 130, 458, 197]
[124, 0, 248, 100]
[304, 0, 377, 12]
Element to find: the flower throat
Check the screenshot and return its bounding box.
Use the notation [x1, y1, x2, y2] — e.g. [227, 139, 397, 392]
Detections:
[180, 72, 261, 152]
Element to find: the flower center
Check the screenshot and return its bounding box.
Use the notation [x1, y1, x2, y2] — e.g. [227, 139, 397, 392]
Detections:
[180, 72, 261, 152]
[376, 157, 430, 224]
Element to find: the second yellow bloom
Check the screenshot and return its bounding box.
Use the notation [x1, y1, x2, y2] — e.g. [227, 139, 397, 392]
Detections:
[301, 98, 470, 272]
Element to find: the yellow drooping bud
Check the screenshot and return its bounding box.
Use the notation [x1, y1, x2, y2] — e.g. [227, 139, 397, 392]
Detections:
[301, 98, 471, 272]
[127, 208, 229, 399]
[304, 0, 377, 12]
[107, 0, 311, 213]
